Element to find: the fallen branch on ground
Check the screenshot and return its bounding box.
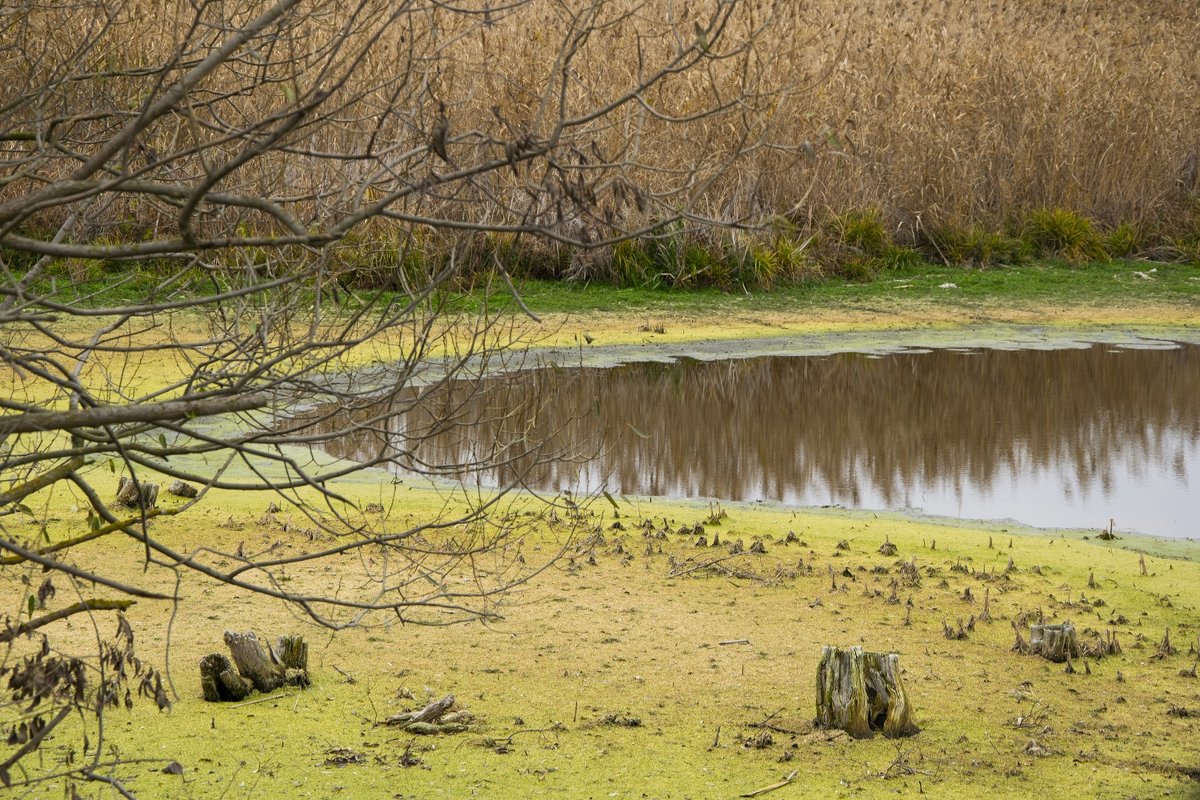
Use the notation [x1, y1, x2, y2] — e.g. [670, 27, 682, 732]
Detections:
[740, 770, 799, 798]
[385, 694, 474, 734]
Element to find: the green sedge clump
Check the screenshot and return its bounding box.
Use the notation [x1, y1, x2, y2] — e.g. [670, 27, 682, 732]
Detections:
[930, 226, 1029, 268]
[1021, 208, 1106, 262]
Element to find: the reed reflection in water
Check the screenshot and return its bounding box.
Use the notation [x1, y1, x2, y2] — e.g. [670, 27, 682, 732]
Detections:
[316, 344, 1200, 537]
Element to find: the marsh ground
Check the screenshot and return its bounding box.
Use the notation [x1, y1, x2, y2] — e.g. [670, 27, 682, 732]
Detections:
[28, 485, 1200, 800]
[4, 280, 1200, 799]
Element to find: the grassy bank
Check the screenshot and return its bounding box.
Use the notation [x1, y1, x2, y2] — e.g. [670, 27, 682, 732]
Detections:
[22, 248, 1200, 319]
[11, 253, 1199, 402]
[504, 260, 1200, 317]
[318, 206, 1200, 293]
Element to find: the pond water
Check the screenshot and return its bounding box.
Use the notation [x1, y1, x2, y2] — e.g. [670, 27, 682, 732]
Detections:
[316, 343, 1200, 538]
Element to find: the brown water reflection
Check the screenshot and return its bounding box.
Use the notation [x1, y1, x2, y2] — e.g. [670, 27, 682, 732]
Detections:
[316, 345, 1200, 537]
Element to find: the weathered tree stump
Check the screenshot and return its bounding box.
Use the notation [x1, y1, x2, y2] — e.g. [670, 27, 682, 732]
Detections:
[200, 631, 309, 701]
[223, 631, 286, 693]
[815, 645, 917, 739]
[116, 476, 158, 509]
[273, 634, 308, 671]
[166, 479, 198, 498]
[223, 630, 310, 693]
[1030, 623, 1080, 662]
[199, 654, 251, 702]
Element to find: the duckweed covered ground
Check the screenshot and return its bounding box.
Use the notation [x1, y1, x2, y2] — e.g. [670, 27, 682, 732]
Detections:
[10, 473, 1199, 799]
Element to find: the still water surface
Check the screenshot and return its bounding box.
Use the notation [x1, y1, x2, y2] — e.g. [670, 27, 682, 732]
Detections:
[320, 344, 1200, 537]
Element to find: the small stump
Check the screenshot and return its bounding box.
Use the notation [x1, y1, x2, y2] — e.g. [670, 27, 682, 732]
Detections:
[815, 645, 917, 738]
[166, 480, 198, 498]
[199, 654, 251, 702]
[1030, 623, 1080, 663]
[117, 476, 159, 509]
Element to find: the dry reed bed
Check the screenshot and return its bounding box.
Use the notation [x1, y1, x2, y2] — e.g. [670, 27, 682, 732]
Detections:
[3, 0, 1198, 256]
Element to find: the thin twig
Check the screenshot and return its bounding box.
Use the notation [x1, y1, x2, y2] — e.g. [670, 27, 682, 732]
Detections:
[224, 691, 300, 709]
[748, 708, 801, 735]
[484, 724, 565, 749]
[668, 555, 737, 578]
[83, 769, 139, 800]
[740, 770, 799, 798]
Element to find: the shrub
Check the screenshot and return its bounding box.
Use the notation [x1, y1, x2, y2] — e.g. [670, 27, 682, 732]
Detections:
[832, 255, 883, 282]
[611, 239, 657, 288]
[671, 241, 724, 289]
[1020, 208, 1106, 262]
[827, 208, 890, 256]
[877, 245, 925, 270]
[772, 235, 819, 282]
[736, 245, 781, 289]
[927, 226, 1029, 268]
[1103, 222, 1144, 259]
[812, 209, 901, 281]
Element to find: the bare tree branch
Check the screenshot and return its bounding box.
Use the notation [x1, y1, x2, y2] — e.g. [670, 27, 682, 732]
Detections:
[0, 392, 273, 436]
[0, 456, 85, 508]
[0, 599, 136, 644]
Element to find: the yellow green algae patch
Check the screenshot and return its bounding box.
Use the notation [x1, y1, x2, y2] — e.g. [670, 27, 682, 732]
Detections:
[6, 475, 1199, 799]
[522, 291, 1200, 355]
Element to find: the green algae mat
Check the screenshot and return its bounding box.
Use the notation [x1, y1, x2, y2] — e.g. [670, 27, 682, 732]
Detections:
[8, 480, 1198, 799]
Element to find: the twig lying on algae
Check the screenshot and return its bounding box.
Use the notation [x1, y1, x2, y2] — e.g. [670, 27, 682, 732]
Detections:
[740, 770, 799, 798]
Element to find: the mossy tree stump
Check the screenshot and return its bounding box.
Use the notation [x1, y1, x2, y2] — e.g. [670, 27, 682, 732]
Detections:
[200, 631, 310, 701]
[199, 653, 250, 702]
[815, 645, 917, 738]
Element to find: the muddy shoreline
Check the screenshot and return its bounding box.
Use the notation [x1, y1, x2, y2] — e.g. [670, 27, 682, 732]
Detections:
[531, 322, 1200, 369]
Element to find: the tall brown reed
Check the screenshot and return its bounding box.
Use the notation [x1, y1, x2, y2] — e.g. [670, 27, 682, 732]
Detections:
[3, 0, 1197, 254]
